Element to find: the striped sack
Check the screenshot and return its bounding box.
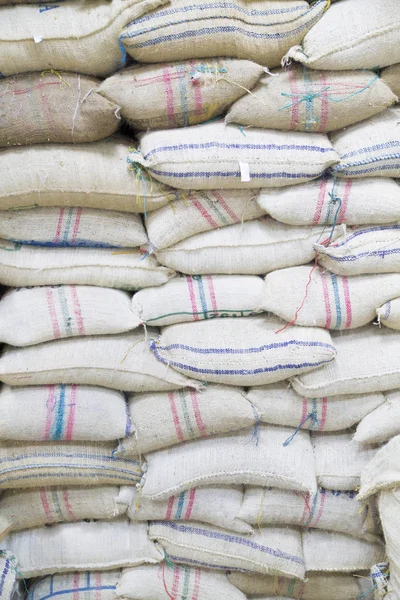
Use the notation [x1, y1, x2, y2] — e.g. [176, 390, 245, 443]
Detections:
[0, 138, 173, 213]
[246, 382, 385, 432]
[0, 520, 163, 578]
[99, 59, 264, 130]
[142, 424, 317, 499]
[145, 189, 263, 250]
[117, 384, 256, 454]
[120, 0, 328, 66]
[377, 298, 400, 330]
[285, 0, 400, 70]
[227, 67, 396, 132]
[28, 571, 120, 600]
[0, 384, 131, 442]
[377, 490, 400, 597]
[0, 330, 198, 391]
[150, 316, 336, 386]
[261, 267, 400, 329]
[0, 207, 147, 248]
[0, 441, 142, 489]
[0, 552, 17, 600]
[132, 275, 264, 327]
[117, 564, 247, 600]
[382, 64, 400, 100]
[0, 286, 141, 346]
[155, 219, 334, 276]
[0, 0, 168, 77]
[359, 436, 400, 502]
[0, 72, 120, 147]
[0, 244, 174, 289]
[149, 521, 304, 579]
[257, 176, 400, 226]
[130, 121, 339, 189]
[355, 391, 400, 446]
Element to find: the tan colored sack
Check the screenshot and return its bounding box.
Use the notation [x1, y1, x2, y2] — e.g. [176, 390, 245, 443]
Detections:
[381, 64, 400, 99]
[0, 552, 17, 600]
[28, 571, 120, 600]
[99, 59, 264, 130]
[355, 391, 400, 446]
[359, 435, 400, 501]
[377, 298, 400, 330]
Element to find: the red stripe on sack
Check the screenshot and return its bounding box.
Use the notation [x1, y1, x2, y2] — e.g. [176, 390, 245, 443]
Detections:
[190, 390, 207, 436]
[54, 208, 65, 244]
[95, 572, 102, 600]
[65, 384, 77, 441]
[313, 487, 326, 526]
[319, 269, 332, 329]
[288, 68, 300, 130]
[184, 488, 197, 520]
[39, 489, 54, 521]
[299, 492, 312, 527]
[62, 490, 76, 521]
[70, 208, 82, 244]
[319, 397, 328, 431]
[190, 197, 219, 228]
[70, 286, 85, 335]
[190, 60, 203, 117]
[46, 288, 61, 339]
[186, 276, 200, 321]
[44, 385, 56, 440]
[318, 72, 329, 133]
[211, 190, 240, 222]
[168, 392, 184, 442]
[192, 568, 201, 600]
[338, 179, 352, 223]
[165, 496, 175, 521]
[342, 276, 352, 328]
[72, 573, 80, 600]
[171, 566, 180, 597]
[206, 275, 218, 317]
[301, 398, 308, 426]
[162, 67, 176, 128]
[312, 178, 328, 225]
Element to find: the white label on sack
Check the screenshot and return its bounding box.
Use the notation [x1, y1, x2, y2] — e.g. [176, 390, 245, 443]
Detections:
[239, 161, 250, 182]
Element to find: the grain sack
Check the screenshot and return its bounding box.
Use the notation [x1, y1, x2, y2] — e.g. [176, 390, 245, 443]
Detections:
[377, 490, 400, 596]
[355, 391, 400, 445]
[0, 552, 17, 600]
[0, 72, 120, 147]
[132, 275, 264, 327]
[99, 59, 264, 130]
[227, 67, 395, 132]
[377, 299, 400, 330]
[145, 189, 263, 250]
[257, 177, 400, 226]
[292, 326, 400, 397]
[359, 436, 400, 501]
[150, 316, 336, 386]
[311, 432, 377, 491]
[0, 520, 163, 578]
[284, 0, 400, 70]
[142, 425, 317, 499]
[303, 530, 384, 573]
[0, 286, 140, 346]
[381, 64, 400, 99]
[246, 382, 385, 432]
[0, 384, 130, 442]
[0, 0, 168, 77]
[117, 385, 255, 455]
[120, 0, 328, 66]
[0, 330, 198, 391]
[156, 219, 334, 276]
[28, 571, 120, 600]
[130, 122, 339, 189]
[261, 267, 400, 329]
[0, 208, 147, 248]
[0, 244, 174, 289]
[0, 138, 172, 213]
[117, 564, 247, 600]
[149, 521, 305, 579]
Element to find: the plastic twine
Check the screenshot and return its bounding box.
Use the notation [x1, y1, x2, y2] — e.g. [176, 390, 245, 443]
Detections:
[283, 409, 320, 447]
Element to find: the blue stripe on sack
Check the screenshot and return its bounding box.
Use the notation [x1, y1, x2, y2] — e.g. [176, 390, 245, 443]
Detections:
[196, 277, 208, 316]
[1, 472, 141, 486]
[175, 491, 186, 519]
[149, 168, 327, 180]
[324, 248, 400, 262]
[0, 452, 140, 465]
[0, 558, 10, 597]
[7, 240, 120, 249]
[154, 339, 335, 355]
[29, 584, 117, 600]
[330, 274, 342, 328]
[332, 225, 400, 247]
[340, 140, 400, 160]
[335, 163, 400, 176]
[52, 384, 66, 440]
[0, 464, 141, 476]
[167, 554, 251, 572]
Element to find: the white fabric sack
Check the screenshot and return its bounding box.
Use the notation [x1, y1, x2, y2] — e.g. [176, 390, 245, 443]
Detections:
[311, 432, 377, 491]
[258, 176, 400, 226]
[358, 435, 400, 501]
[150, 316, 336, 386]
[0, 331, 197, 391]
[0, 552, 17, 600]
[261, 267, 400, 329]
[156, 219, 330, 275]
[377, 298, 400, 330]
[0, 286, 140, 346]
[131, 122, 339, 189]
[0, 207, 147, 248]
[142, 425, 317, 499]
[145, 189, 263, 250]
[247, 382, 385, 431]
[117, 564, 247, 600]
[382, 64, 400, 99]
[28, 571, 120, 600]
[355, 391, 400, 445]
[149, 521, 305, 579]
[132, 275, 264, 327]
[0, 520, 163, 578]
[377, 490, 400, 597]
[284, 0, 400, 70]
[292, 326, 400, 397]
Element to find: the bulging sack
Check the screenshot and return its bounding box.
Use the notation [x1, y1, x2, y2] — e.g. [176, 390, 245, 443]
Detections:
[0, 552, 17, 600]
[358, 435, 400, 501]
[99, 59, 264, 130]
[381, 64, 400, 99]
[130, 121, 339, 189]
[28, 571, 120, 600]
[377, 298, 400, 330]
[355, 391, 400, 445]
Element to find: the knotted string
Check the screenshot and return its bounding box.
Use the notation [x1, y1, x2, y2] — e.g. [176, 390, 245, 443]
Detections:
[283, 409, 320, 447]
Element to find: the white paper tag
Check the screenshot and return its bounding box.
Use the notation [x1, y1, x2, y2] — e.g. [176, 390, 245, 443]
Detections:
[239, 161, 250, 182]
[34, 35, 43, 43]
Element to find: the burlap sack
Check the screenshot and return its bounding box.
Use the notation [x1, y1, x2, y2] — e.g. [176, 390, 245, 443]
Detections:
[0, 286, 140, 346]
[99, 59, 264, 130]
[227, 67, 396, 132]
[145, 189, 263, 250]
[28, 571, 120, 600]
[358, 436, 400, 501]
[355, 391, 400, 445]
[0, 552, 17, 600]
[261, 267, 400, 329]
[0, 0, 168, 77]
[131, 122, 339, 189]
[0, 138, 173, 213]
[117, 564, 247, 600]
[0, 72, 120, 146]
[121, 0, 328, 66]
[132, 275, 264, 327]
[381, 64, 400, 99]
[0, 520, 163, 578]
[150, 316, 336, 386]
[142, 425, 317, 499]
[377, 490, 400, 596]
[284, 0, 400, 70]
[246, 382, 385, 432]
[377, 298, 400, 330]
[0, 207, 147, 248]
[149, 521, 305, 579]
[258, 176, 400, 226]
[0, 330, 198, 391]
[0, 441, 142, 489]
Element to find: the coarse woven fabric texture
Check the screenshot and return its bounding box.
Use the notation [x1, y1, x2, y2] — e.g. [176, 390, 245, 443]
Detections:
[355, 391, 400, 446]
[359, 435, 400, 501]
[377, 298, 400, 330]
[0, 551, 17, 600]
[28, 571, 120, 600]
[381, 63, 400, 99]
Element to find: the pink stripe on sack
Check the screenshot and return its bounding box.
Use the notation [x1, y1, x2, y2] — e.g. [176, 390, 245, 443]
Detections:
[338, 179, 352, 223]
[70, 286, 85, 335]
[95, 572, 102, 600]
[312, 178, 328, 225]
[320, 269, 332, 329]
[301, 398, 308, 425]
[211, 190, 240, 222]
[168, 392, 184, 442]
[190, 60, 203, 117]
[313, 488, 326, 526]
[70, 208, 83, 244]
[171, 566, 180, 597]
[62, 489, 76, 521]
[45, 289, 61, 339]
[318, 72, 329, 133]
[190, 390, 207, 436]
[192, 568, 201, 600]
[44, 385, 56, 440]
[342, 277, 352, 328]
[162, 67, 176, 127]
[65, 384, 77, 441]
[186, 276, 200, 321]
[206, 276, 218, 315]
[191, 197, 219, 228]
[288, 68, 300, 130]
[319, 397, 328, 431]
[72, 573, 80, 600]
[185, 488, 197, 520]
[165, 496, 175, 521]
[39, 489, 53, 521]
[54, 208, 65, 244]
[299, 492, 312, 526]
